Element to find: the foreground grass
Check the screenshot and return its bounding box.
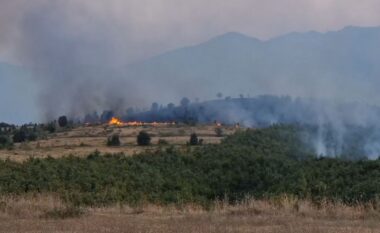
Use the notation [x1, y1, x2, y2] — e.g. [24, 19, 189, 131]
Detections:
[1, 195, 380, 233]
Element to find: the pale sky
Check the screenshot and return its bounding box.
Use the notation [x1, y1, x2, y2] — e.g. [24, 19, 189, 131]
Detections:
[1, 0, 380, 124]
[1, 0, 380, 63]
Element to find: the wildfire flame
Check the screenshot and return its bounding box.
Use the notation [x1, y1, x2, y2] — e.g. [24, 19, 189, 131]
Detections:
[108, 117, 175, 127]
[109, 117, 124, 126]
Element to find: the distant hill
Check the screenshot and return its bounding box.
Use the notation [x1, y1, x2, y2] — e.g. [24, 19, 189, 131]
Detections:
[118, 95, 380, 158]
[126, 26, 380, 104]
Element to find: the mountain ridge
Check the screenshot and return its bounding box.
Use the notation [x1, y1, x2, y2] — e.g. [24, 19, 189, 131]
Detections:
[125, 25, 380, 105]
[141, 25, 380, 63]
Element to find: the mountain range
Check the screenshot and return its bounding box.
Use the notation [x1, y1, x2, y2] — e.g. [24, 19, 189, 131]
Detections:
[126, 26, 380, 104]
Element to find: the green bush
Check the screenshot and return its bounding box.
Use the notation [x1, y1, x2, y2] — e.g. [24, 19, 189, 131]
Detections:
[215, 127, 223, 137]
[45, 122, 56, 133]
[27, 132, 38, 141]
[107, 134, 121, 146]
[0, 135, 12, 149]
[0, 135, 9, 145]
[189, 133, 199, 145]
[58, 116, 68, 128]
[137, 131, 151, 146]
[12, 130, 26, 143]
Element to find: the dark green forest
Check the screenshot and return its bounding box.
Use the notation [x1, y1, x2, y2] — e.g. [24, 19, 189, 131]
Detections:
[1, 124, 380, 207]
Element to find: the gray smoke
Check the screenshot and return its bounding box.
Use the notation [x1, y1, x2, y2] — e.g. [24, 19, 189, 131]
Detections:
[1, 0, 380, 121]
[14, 2, 141, 120]
[164, 96, 380, 159]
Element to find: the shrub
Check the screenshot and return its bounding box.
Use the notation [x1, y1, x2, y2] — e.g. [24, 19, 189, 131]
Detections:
[107, 134, 121, 146]
[0, 135, 9, 145]
[215, 127, 223, 137]
[189, 133, 199, 145]
[58, 116, 68, 128]
[137, 131, 151, 146]
[45, 122, 56, 133]
[12, 130, 27, 143]
[0, 135, 12, 149]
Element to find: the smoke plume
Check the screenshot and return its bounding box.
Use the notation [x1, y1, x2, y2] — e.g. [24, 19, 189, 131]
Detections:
[12, 1, 137, 120]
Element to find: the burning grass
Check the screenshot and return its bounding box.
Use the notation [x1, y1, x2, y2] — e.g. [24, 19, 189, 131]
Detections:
[108, 117, 176, 127]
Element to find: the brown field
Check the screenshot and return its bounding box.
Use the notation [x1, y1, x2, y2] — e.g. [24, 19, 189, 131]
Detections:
[1, 195, 380, 233]
[0, 124, 236, 161]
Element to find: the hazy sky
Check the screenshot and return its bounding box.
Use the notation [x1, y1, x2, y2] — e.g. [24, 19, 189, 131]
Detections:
[1, 0, 380, 63]
[1, 0, 380, 124]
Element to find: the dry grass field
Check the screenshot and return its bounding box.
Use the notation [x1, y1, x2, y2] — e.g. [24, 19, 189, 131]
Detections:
[1, 195, 380, 233]
[0, 124, 236, 161]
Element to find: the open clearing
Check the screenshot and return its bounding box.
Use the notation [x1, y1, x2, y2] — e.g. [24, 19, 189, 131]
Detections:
[0, 124, 236, 161]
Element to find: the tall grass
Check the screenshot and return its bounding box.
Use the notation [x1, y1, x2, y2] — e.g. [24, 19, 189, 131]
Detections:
[1, 194, 380, 233]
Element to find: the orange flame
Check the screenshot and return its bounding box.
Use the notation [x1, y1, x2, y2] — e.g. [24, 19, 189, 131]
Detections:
[108, 117, 175, 127]
[109, 117, 124, 126]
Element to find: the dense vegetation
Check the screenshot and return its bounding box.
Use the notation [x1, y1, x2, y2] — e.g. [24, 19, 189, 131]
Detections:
[0, 118, 72, 147]
[0, 122, 49, 145]
[137, 131, 151, 146]
[0, 125, 380, 208]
